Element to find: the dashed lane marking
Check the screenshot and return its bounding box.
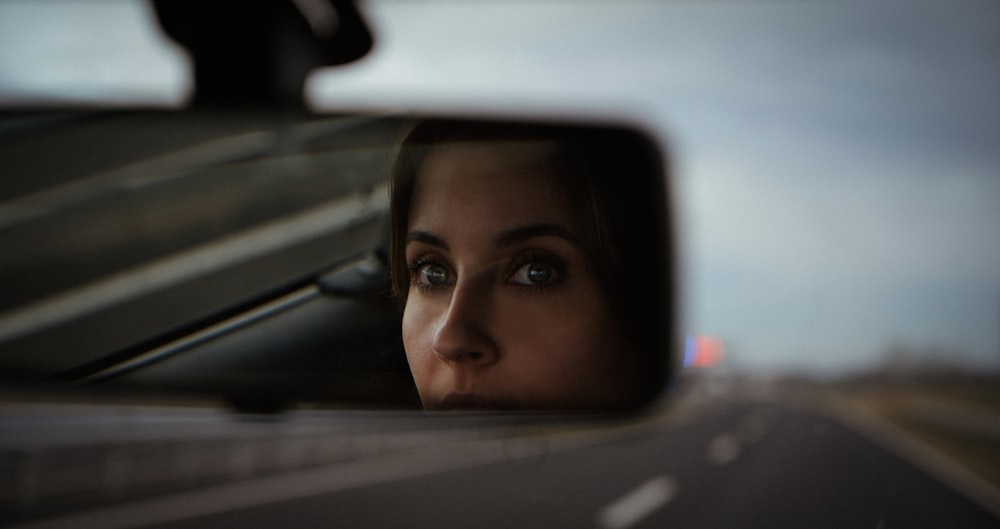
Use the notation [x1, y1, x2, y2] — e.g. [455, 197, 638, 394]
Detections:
[596, 475, 677, 529]
[706, 433, 741, 466]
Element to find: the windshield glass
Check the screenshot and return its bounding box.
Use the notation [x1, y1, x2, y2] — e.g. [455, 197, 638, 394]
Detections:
[1, 1, 999, 526]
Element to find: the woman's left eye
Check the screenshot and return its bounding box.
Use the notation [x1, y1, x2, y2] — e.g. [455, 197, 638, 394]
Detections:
[510, 261, 561, 287]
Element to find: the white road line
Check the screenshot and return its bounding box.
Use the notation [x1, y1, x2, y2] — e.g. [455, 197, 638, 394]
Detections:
[596, 475, 677, 529]
[706, 433, 741, 466]
[821, 394, 1000, 519]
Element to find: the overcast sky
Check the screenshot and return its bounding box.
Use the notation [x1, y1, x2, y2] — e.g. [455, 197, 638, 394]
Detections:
[2, 0, 999, 375]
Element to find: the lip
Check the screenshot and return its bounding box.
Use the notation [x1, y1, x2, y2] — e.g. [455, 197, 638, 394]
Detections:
[439, 392, 518, 412]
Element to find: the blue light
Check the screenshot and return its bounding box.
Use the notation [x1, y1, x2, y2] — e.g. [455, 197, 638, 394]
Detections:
[683, 334, 696, 367]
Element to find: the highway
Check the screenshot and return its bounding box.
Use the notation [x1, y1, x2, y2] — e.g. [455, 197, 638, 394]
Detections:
[147, 403, 998, 529]
[7, 395, 999, 529]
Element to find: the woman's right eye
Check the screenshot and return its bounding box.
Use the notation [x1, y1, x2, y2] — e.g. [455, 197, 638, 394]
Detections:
[412, 261, 452, 289]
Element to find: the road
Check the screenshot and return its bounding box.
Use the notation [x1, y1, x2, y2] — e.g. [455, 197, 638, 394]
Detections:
[7, 398, 999, 529]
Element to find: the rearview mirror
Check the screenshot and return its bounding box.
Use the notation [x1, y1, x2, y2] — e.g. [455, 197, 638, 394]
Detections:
[0, 110, 675, 413]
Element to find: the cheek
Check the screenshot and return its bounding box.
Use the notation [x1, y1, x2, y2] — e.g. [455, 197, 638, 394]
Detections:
[496, 298, 626, 391]
[401, 299, 436, 381]
[401, 283, 634, 408]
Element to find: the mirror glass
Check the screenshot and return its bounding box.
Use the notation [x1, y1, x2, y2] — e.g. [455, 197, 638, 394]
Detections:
[0, 110, 673, 413]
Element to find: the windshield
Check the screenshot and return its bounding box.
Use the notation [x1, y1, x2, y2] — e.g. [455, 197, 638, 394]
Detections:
[1, 1, 999, 527]
[6, 0, 998, 380]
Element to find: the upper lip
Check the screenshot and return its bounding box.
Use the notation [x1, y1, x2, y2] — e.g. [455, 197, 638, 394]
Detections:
[439, 392, 517, 411]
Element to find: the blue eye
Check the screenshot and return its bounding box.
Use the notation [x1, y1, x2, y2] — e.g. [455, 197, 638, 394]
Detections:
[422, 263, 449, 284]
[510, 261, 561, 287]
[412, 261, 452, 289]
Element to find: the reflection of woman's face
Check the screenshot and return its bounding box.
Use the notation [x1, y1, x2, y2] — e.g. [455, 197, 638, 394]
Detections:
[402, 141, 636, 411]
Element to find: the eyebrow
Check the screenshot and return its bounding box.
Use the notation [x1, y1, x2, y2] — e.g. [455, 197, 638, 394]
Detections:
[404, 223, 580, 251]
[405, 230, 449, 250]
[494, 223, 580, 247]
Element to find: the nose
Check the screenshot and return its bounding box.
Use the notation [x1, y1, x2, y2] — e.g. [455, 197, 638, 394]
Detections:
[431, 278, 499, 366]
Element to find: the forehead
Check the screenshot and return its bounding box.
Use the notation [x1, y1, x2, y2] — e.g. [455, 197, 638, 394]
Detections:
[418, 140, 562, 180]
[408, 141, 574, 231]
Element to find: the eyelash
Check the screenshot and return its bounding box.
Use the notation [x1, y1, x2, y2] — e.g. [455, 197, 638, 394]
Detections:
[507, 250, 566, 294]
[407, 255, 452, 294]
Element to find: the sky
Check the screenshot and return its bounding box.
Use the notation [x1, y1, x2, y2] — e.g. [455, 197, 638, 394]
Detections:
[1, 0, 999, 375]
[0, 0, 189, 105]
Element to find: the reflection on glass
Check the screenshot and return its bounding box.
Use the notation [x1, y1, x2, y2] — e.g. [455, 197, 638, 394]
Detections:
[388, 120, 669, 411]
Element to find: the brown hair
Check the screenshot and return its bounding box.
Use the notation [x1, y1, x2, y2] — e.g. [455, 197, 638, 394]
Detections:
[389, 118, 671, 403]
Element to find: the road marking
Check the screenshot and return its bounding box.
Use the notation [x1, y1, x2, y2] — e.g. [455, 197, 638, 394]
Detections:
[821, 394, 1000, 520]
[706, 433, 740, 465]
[596, 475, 676, 529]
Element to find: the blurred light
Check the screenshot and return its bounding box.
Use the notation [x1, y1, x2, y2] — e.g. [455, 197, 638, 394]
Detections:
[684, 334, 726, 368]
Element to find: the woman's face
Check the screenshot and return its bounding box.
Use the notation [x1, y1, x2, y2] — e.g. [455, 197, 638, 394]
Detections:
[401, 140, 637, 411]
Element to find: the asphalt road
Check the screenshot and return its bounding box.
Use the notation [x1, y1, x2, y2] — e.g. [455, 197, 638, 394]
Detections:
[149, 404, 997, 529]
[10, 400, 998, 529]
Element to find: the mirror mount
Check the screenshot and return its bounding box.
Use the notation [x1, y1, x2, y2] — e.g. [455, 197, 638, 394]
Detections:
[153, 0, 374, 109]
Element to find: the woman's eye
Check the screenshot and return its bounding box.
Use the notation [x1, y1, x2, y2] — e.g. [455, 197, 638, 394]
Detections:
[416, 262, 451, 286]
[510, 261, 561, 287]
